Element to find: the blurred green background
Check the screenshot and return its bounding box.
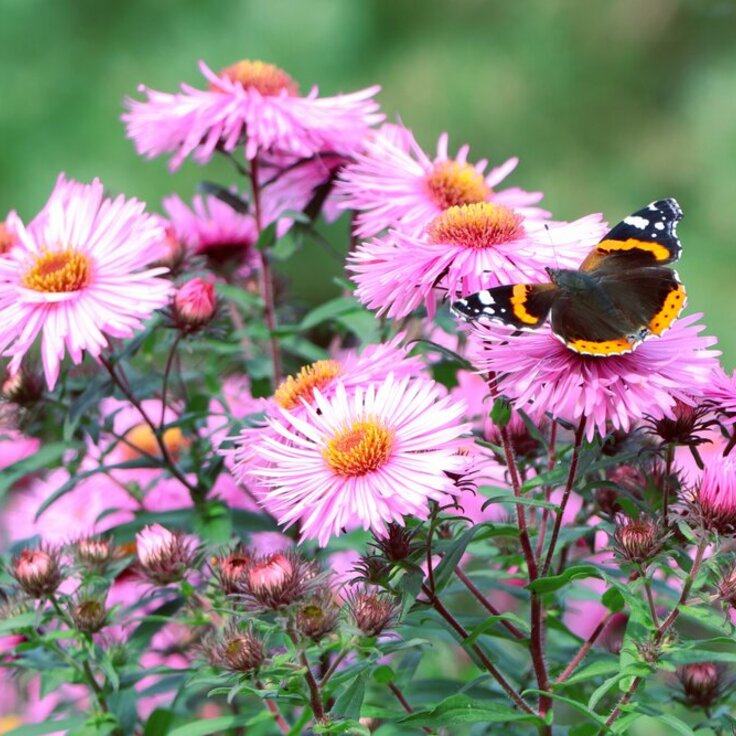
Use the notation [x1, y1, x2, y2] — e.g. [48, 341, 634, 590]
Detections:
[2, 0, 736, 372]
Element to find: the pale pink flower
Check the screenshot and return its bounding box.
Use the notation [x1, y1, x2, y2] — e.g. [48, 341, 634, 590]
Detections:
[693, 451, 736, 533]
[702, 365, 736, 429]
[0, 175, 171, 389]
[123, 59, 382, 169]
[467, 314, 719, 442]
[349, 203, 606, 319]
[246, 375, 470, 546]
[0, 219, 19, 257]
[0, 430, 40, 472]
[337, 123, 546, 237]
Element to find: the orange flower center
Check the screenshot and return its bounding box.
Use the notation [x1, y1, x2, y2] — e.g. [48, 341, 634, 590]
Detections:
[426, 202, 523, 249]
[425, 161, 491, 210]
[0, 222, 16, 256]
[323, 419, 394, 477]
[274, 360, 343, 410]
[121, 423, 187, 460]
[214, 59, 299, 96]
[22, 248, 92, 293]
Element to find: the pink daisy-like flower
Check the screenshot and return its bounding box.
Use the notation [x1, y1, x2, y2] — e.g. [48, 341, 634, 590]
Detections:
[702, 366, 736, 429]
[0, 175, 171, 389]
[337, 123, 547, 238]
[467, 313, 719, 442]
[692, 451, 736, 533]
[246, 375, 470, 546]
[123, 59, 382, 170]
[349, 202, 606, 319]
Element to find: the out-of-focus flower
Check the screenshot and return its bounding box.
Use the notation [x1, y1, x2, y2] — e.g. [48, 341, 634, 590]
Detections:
[136, 524, 196, 584]
[1, 366, 43, 407]
[0, 219, 19, 256]
[173, 277, 217, 330]
[691, 451, 736, 534]
[244, 375, 470, 546]
[0, 175, 171, 389]
[204, 623, 265, 675]
[467, 314, 719, 442]
[12, 546, 63, 598]
[337, 123, 546, 237]
[69, 593, 109, 634]
[346, 586, 401, 637]
[74, 537, 115, 574]
[124, 59, 382, 168]
[677, 662, 724, 709]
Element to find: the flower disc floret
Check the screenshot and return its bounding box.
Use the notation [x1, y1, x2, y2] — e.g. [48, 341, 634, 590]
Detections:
[275, 360, 344, 410]
[22, 249, 92, 293]
[214, 59, 298, 96]
[425, 161, 491, 209]
[323, 419, 395, 477]
[426, 202, 524, 249]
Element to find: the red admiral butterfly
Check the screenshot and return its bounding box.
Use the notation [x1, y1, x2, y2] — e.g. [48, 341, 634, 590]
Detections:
[452, 199, 687, 356]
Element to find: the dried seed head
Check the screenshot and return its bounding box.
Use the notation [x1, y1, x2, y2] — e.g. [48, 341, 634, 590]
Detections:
[371, 523, 421, 563]
[644, 400, 715, 447]
[352, 554, 391, 585]
[11, 546, 63, 598]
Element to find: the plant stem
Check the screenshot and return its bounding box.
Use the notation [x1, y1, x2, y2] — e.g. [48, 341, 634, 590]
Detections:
[542, 417, 586, 577]
[663, 442, 674, 525]
[159, 332, 183, 429]
[250, 157, 282, 385]
[454, 566, 525, 639]
[420, 583, 535, 715]
[555, 611, 615, 685]
[536, 421, 558, 560]
[99, 354, 199, 498]
[319, 646, 351, 686]
[642, 575, 660, 628]
[388, 682, 433, 734]
[299, 651, 326, 723]
[256, 681, 290, 734]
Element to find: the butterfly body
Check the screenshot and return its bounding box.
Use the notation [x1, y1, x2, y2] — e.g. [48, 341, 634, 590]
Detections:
[452, 199, 687, 357]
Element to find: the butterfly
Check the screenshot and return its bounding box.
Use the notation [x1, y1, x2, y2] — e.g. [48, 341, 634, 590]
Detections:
[451, 199, 687, 356]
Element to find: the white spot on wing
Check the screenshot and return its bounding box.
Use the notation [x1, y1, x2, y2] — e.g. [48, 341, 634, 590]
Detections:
[624, 215, 649, 229]
[478, 291, 494, 305]
[654, 222, 665, 231]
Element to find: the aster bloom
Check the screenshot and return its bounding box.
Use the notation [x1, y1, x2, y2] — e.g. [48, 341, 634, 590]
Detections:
[123, 59, 382, 169]
[691, 451, 736, 534]
[337, 123, 547, 238]
[0, 176, 172, 389]
[246, 375, 470, 546]
[702, 365, 736, 429]
[467, 313, 719, 441]
[349, 202, 607, 319]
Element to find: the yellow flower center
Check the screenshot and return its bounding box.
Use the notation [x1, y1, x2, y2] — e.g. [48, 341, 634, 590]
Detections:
[426, 202, 523, 249]
[214, 59, 299, 96]
[323, 419, 394, 477]
[425, 161, 491, 210]
[274, 360, 343, 410]
[121, 423, 187, 460]
[0, 222, 16, 256]
[22, 248, 92, 293]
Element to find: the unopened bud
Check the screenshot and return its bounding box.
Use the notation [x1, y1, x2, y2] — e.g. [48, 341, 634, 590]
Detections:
[241, 551, 316, 610]
[372, 523, 420, 563]
[136, 524, 196, 584]
[205, 624, 265, 675]
[645, 400, 714, 447]
[213, 546, 252, 595]
[352, 555, 391, 585]
[75, 537, 115, 573]
[296, 588, 341, 642]
[678, 662, 723, 709]
[70, 594, 108, 634]
[613, 515, 663, 566]
[12, 547, 63, 598]
[1, 367, 43, 406]
[173, 277, 216, 330]
[347, 587, 400, 637]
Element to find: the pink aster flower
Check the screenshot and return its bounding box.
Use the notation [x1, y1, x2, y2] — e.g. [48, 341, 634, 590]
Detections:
[349, 202, 606, 319]
[123, 59, 382, 169]
[467, 314, 719, 441]
[692, 451, 736, 533]
[337, 123, 547, 237]
[702, 365, 736, 429]
[0, 175, 172, 389]
[246, 375, 470, 546]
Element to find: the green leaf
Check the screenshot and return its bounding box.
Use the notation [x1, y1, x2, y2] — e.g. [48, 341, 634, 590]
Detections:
[5, 720, 87, 736]
[464, 612, 530, 644]
[524, 689, 605, 728]
[331, 674, 366, 720]
[0, 443, 72, 499]
[0, 611, 37, 634]
[399, 694, 544, 727]
[527, 564, 602, 594]
[433, 525, 479, 590]
[299, 296, 362, 331]
[372, 665, 395, 684]
[556, 659, 619, 687]
[144, 710, 175, 736]
[168, 712, 270, 736]
[409, 339, 474, 371]
[601, 587, 625, 612]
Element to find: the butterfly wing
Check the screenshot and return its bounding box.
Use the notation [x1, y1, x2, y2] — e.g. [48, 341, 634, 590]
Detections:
[452, 283, 558, 330]
[581, 198, 682, 271]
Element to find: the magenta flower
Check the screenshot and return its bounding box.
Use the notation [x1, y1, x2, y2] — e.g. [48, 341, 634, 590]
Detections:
[123, 59, 382, 169]
[692, 451, 736, 533]
[337, 123, 546, 238]
[349, 202, 606, 319]
[702, 366, 736, 429]
[466, 313, 719, 441]
[0, 175, 171, 389]
[246, 375, 470, 546]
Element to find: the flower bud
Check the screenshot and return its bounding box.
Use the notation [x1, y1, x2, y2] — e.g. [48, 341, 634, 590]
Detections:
[296, 588, 341, 642]
[613, 515, 663, 566]
[691, 453, 736, 534]
[717, 567, 736, 609]
[352, 555, 391, 585]
[678, 662, 723, 709]
[347, 587, 400, 637]
[240, 551, 316, 610]
[11, 547, 63, 598]
[1, 367, 43, 407]
[75, 537, 115, 573]
[212, 546, 252, 595]
[136, 524, 196, 585]
[156, 224, 185, 270]
[205, 624, 265, 675]
[371, 523, 420, 563]
[70, 594, 108, 634]
[645, 400, 714, 447]
[173, 277, 216, 330]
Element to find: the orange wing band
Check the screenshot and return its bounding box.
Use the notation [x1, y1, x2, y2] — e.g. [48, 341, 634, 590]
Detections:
[510, 284, 540, 325]
[565, 337, 637, 356]
[596, 238, 671, 262]
[648, 283, 687, 335]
